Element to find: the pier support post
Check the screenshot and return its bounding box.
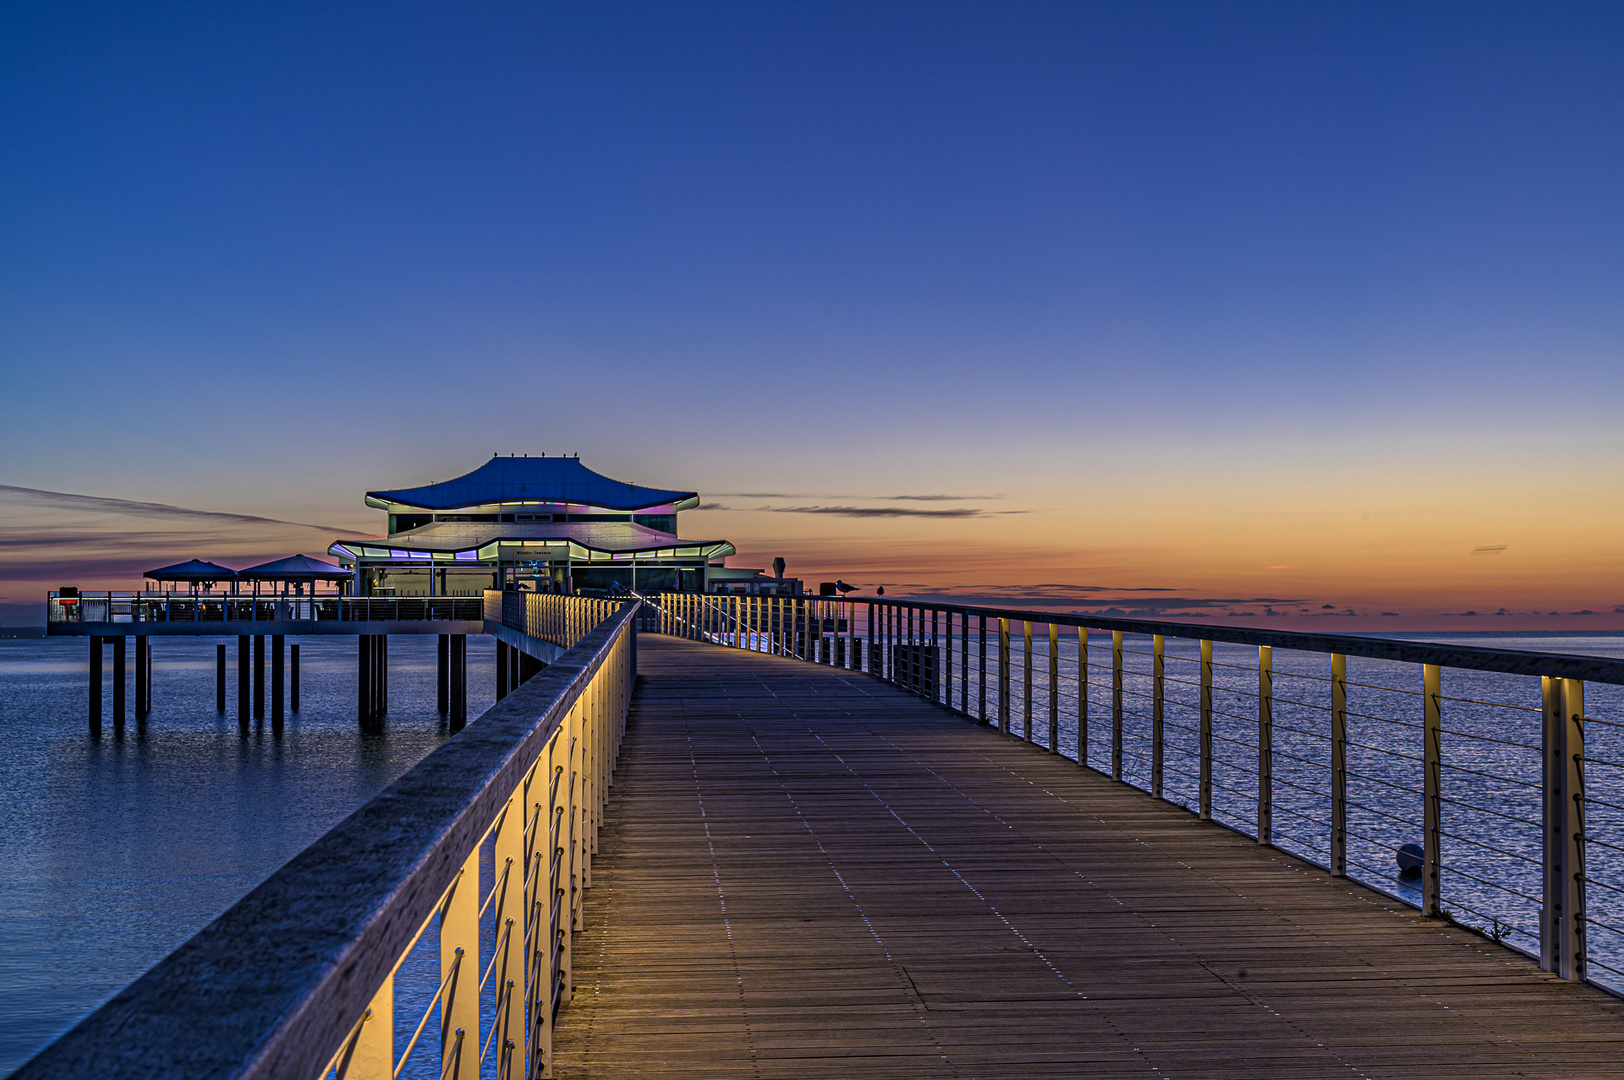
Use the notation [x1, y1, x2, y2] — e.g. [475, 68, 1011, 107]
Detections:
[438, 634, 449, 714]
[216, 643, 226, 713]
[135, 636, 149, 721]
[89, 637, 102, 737]
[238, 636, 249, 728]
[449, 635, 467, 732]
[380, 635, 388, 714]
[253, 635, 265, 721]
[1542, 676, 1586, 980]
[271, 635, 285, 732]
[357, 635, 378, 733]
[496, 638, 509, 701]
[291, 643, 299, 711]
[113, 636, 126, 730]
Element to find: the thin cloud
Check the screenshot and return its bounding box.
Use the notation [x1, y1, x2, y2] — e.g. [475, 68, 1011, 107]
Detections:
[765, 505, 991, 519]
[713, 491, 1003, 503]
[0, 484, 371, 536]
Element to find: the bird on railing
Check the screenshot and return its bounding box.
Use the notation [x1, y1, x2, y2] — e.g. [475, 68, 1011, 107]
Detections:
[876, 586, 885, 596]
[835, 580, 858, 595]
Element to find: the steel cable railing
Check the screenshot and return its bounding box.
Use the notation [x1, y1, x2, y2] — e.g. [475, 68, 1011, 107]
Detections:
[639, 590, 1623, 996]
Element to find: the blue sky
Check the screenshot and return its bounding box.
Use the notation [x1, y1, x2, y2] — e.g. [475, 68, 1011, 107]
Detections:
[2, 2, 1621, 626]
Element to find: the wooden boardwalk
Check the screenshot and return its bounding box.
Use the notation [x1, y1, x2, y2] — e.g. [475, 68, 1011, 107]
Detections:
[553, 636, 1624, 1078]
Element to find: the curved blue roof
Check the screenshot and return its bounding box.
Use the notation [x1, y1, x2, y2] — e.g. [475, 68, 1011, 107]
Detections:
[368, 456, 697, 512]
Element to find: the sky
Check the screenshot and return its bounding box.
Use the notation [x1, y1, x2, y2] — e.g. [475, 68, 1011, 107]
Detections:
[2, 2, 1621, 630]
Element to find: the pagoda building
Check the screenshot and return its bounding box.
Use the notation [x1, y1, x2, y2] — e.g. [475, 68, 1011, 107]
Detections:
[327, 455, 737, 595]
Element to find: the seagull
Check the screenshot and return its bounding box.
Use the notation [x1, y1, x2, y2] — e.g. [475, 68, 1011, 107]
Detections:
[835, 580, 859, 595]
[876, 586, 886, 596]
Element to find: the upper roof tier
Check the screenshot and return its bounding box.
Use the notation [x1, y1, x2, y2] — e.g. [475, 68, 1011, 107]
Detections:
[367, 456, 700, 513]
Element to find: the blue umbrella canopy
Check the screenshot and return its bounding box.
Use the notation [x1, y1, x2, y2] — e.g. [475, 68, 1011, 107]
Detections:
[237, 554, 353, 581]
[144, 559, 239, 583]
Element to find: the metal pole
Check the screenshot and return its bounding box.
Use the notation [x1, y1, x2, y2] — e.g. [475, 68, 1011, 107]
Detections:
[441, 847, 481, 1080]
[1022, 620, 1033, 740]
[1151, 634, 1164, 799]
[291, 643, 299, 711]
[1423, 663, 1442, 917]
[1111, 631, 1123, 780]
[998, 618, 1010, 733]
[1078, 627, 1089, 768]
[216, 642, 226, 713]
[978, 615, 987, 723]
[1258, 646, 1273, 846]
[1331, 654, 1347, 876]
[1199, 639, 1213, 820]
[1541, 676, 1586, 980]
[1048, 622, 1059, 752]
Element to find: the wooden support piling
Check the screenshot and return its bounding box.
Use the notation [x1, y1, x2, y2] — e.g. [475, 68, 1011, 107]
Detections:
[438, 633, 449, 715]
[216, 643, 226, 713]
[88, 637, 102, 737]
[271, 635, 285, 732]
[237, 636, 249, 729]
[449, 634, 467, 732]
[253, 635, 265, 721]
[290, 643, 299, 711]
[113, 636, 126, 730]
[135, 635, 150, 720]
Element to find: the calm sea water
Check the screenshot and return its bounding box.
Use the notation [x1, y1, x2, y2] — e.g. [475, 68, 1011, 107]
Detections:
[0, 634, 495, 1074]
[4, 629, 1624, 1072]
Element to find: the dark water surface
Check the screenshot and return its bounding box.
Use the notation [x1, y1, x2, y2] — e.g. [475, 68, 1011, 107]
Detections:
[0, 634, 495, 1073]
[5, 629, 1624, 1072]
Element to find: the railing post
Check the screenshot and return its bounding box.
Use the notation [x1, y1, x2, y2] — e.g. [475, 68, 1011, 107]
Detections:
[1423, 663, 1442, 917]
[944, 610, 953, 703]
[1331, 654, 1347, 876]
[1199, 639, 1213, 820]
[1542, 676, 1586, 980]
[998, 618, 1010, 733]
[1048, 623, 1059, 752]
[1151, 634, 1164, 799]
[1078, 627, 1089, 767]
[441, 847, 480, 1080]
[1022, 620, 1033, 740]
[494, 783, 526, 1076]
[1258, 646, 1273, 845]
[978, 615, 987, 722]
[1111, 631, 1123, 780]
[341, 972, 393, 1079]
[960, 612, 969, 711]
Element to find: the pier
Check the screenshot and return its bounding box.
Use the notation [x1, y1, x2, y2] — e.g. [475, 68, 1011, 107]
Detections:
[16, 592, 1624, 1078]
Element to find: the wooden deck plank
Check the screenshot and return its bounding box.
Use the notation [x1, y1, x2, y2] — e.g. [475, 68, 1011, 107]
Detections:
[552, 637, 1624, 1078]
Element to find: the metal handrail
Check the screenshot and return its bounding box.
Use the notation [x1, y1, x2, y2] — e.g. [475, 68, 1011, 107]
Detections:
[640, 589, 1607, 994]
[14, 600, 638, 1079]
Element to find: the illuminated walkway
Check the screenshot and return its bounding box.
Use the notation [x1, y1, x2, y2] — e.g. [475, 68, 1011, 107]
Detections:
[554, 636, 1624, 1079]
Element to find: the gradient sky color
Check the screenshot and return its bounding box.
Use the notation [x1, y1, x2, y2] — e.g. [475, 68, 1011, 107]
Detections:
[2, 3, 1621, 629]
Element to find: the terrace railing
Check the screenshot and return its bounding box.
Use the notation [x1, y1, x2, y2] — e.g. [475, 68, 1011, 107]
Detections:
[16, 598, 637, 1080]
[644, 590, 1624, 993]
[47, 591, 484, 625]
[485, 591, 627, 650]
